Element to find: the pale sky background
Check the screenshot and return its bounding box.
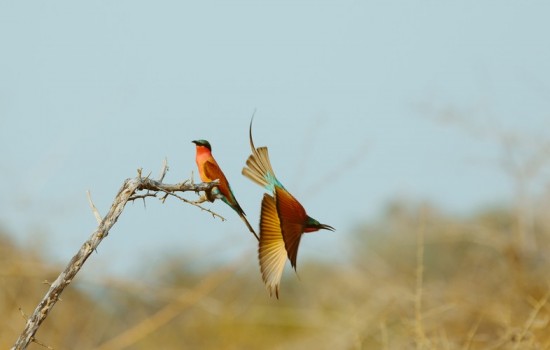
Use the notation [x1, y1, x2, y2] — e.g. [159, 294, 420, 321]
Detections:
[1, 1, 549, 278]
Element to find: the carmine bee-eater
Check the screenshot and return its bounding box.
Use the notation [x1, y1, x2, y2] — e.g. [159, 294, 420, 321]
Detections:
[241, 120, 334, 298]
[192, 139, 259, 241]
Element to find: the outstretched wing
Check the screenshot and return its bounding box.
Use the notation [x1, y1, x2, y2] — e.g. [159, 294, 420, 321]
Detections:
[258, 193, 288, 298]
[274, 187, 306, 270]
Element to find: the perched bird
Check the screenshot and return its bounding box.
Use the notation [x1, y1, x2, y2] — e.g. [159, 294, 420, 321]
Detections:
[192, 139, 259, 241]
[242, 120, 334, 298]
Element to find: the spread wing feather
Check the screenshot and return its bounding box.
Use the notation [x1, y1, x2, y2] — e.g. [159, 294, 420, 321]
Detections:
[258, 194, 288, 298]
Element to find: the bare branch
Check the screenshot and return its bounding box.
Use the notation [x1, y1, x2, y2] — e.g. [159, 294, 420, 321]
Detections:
[11, 162, 222, 350]
[163, 191, 226, 221]
[128, 192, 158, 202]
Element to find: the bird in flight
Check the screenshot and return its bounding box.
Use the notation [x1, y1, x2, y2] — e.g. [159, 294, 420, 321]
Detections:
[242, 119, 334, 298]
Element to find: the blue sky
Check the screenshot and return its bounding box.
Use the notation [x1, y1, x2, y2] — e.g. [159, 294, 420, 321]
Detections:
[1, 1, 549, 277]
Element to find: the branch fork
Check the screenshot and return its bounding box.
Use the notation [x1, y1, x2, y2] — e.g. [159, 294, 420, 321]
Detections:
[12, 160, 224, 350]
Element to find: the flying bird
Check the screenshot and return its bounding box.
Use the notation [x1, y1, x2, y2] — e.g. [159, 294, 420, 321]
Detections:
[242, 120, 334, 298]
[192, 139, 259, 241]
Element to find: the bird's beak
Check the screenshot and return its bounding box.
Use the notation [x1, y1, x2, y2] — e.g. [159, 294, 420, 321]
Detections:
[319, 223, 335, 231]
[192, 140, 198, 145]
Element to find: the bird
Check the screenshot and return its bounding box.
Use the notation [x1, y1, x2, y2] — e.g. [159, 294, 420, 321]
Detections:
[242, 119, 334, 298]
[192, 139, 259, 241]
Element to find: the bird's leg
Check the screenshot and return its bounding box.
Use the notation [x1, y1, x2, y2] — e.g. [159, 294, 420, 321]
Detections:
[205, 190, 215, 202]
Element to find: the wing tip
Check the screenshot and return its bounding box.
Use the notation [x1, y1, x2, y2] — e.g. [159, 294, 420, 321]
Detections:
[270, 285, 280, 299]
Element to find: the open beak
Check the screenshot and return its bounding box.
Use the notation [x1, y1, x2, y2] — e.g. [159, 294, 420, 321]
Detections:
[319, 223, 335, 231]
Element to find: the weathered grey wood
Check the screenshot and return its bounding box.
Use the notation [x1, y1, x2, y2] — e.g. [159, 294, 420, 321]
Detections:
[12, 166, 219, 350]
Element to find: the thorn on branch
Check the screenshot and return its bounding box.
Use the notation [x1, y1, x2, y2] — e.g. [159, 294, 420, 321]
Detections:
[86, 190, 102, 224]
[32, 337, 55, 350]
[158, 158, 169, 182]
[160, 192, 169, 204]
[18, 308, 28, 321]
[128, 192, 158, 202]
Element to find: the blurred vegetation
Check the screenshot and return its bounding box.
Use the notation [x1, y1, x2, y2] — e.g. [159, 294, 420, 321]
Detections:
[3, 195, 550, 349]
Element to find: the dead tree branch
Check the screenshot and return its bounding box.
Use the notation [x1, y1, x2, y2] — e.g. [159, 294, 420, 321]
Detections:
[12, 162, 221, 350]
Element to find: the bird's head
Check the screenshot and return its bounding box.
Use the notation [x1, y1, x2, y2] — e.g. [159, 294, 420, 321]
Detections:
[304, 216, 335, 233]
[192, 139, 212, 152]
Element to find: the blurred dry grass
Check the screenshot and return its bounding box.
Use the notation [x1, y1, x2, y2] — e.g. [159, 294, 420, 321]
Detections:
[3, 193, 550, 349]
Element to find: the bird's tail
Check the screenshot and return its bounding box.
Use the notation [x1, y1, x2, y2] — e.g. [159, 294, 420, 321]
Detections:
[239, 212, 260, 241]
[242, 117, 281, 190]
